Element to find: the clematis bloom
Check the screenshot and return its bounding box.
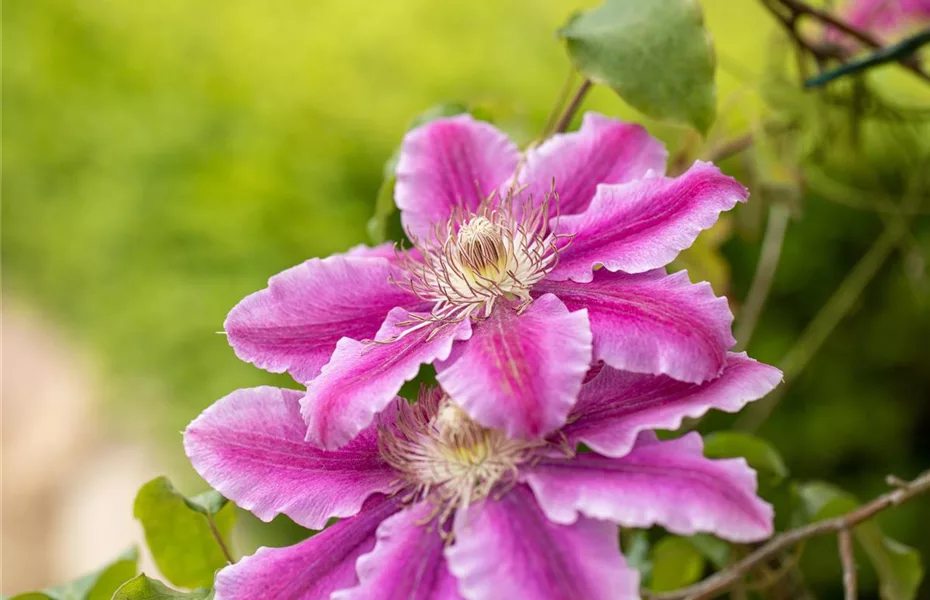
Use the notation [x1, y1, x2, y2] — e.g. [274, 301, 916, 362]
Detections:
[844, 0, 930, 34]
[184, 353, 781, 600]
[826, 0, 930, 47]
[225, 112, 750, 448]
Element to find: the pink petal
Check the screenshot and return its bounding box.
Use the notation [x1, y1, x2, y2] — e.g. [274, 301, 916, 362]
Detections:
[562, 353, 782, 458]
[836, 0, 930, 35]
[213, 495, 398, 600]
[548, 161, 749, 282]
[523, 432, 774, 543]
[225, 248, 424, 384]
[538, 269, 735, 383]
[302, 308, 472, 450]
[515, 112, 667, 217]
[335, 501, 463, 600]
[902, 0, 930, 18]
[345, 242, 402, 259]
[445, 485, 639, 600]
[184, 386, 399, 530]
[395, 114, 519, 240]
[436, 294, 592, 439]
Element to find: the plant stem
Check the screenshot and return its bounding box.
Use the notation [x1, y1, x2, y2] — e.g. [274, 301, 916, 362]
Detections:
[735, 203, 791, 350]
[737, 207, 910, 430]
[207, 514, 234, 564]
[779, 0, 882, 49]
[839, 528, 857, 600]
[806, 29, 930, 88]
[540, 68, 578, 140]
[553, 79, 592, 134]
[645, 470, 930, 600]
[779, 187, 925, 370]
[705, 133, 755, 163]
[759, 0, 930, 84]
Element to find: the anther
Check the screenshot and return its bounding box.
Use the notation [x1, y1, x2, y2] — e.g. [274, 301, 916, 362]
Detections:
[456, 217, 507, 281]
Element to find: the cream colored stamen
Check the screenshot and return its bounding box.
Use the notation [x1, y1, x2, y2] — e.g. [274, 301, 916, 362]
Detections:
[455, 216, 508, 282]
[394, 190, 565, 324]
[379, 390, 544, 524]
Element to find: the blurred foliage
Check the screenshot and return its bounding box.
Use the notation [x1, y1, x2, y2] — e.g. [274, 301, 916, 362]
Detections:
[3, 0, 930, 598]
[9, 548, 138, 600]
[703, 431, 790, 485]
[648, 536, 706, 592]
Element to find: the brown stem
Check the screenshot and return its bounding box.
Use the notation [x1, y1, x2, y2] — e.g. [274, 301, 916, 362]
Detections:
[704, 133, 754, 163]
[760, 0, 930, 83]
[778, 0, 881, 50]
[207, 514, 234, 564]
[539, 68, 578, 140]
[645, 469, 930, 600]
[839, 528, 858, 600]
[553, 79, 593, 134]
[741, 541, 805, 593]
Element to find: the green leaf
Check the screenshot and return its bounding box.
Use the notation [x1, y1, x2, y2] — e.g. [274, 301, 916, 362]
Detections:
[559, 0, 716, 133]
[134, 477, 236, 589]
[112, 575, 212, 600]
[685, 533, 731, 570]
[703, 431, 789, 485]
[183, 490, 229, 517]
[648, 536, 706, 592]
[798, 482, 924, 600]
[621, 529, 652, 580]
[10, 548, 137, 600]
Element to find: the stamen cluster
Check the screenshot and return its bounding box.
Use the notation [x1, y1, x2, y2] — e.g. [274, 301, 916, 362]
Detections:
[378, 387, 544, 523]
[397, 192, 562, 322]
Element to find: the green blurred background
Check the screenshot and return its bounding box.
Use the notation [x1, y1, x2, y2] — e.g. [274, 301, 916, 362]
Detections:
[3, 0, 929, 598]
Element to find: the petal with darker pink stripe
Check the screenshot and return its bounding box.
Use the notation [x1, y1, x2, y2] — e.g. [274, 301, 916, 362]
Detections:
[436, 294, 592, 439]
[538, 269, 734, 384]
[548, 161, 748, 282]
[302, 308, 472, 450]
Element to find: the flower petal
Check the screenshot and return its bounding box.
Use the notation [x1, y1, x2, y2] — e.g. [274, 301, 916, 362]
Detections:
[395, 115, 519, 240]
[345, 242, 402, 259]
[184, 386, 399, 530]
[537, 269, 734, 383]
[548, 161, 749, 282]
[523, 432, 774, 543]
[561, 353, 783, 458]
[516, 112, 667, 217]
[334, 501, 463, 600]
[303, 308, 472, 450]
[213, 495, 398, 600]
[436, 294, 592, 439]
[446, 485, 639, 600]
[225, 249, 423, 384]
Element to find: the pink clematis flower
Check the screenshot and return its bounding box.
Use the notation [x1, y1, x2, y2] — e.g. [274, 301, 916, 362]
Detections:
[827, 0, 930, 46]
[845, 0, 930, 33]
[225, 112, 750, 449]
[184, 353, 781, 600]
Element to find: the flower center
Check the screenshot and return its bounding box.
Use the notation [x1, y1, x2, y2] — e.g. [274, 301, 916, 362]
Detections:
[455, 216, 508, 283]
[397, 193, 562, 322]
[379, 388, 543, 521]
